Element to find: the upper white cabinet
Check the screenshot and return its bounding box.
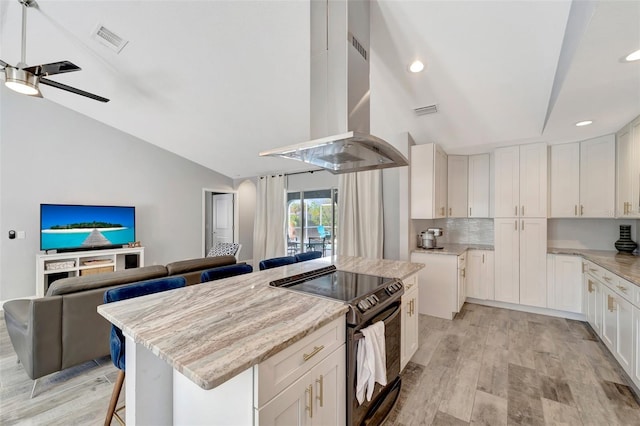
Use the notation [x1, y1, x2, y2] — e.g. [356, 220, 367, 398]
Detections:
[468, 154, 490, 218]
[549, 135, 615, 218]
[616, 116, 640, 218]
[579, 135, 616, 218]
[494, 143, 547, 218]
[411, 143, 448, 219]
[447, 155, 468, 218]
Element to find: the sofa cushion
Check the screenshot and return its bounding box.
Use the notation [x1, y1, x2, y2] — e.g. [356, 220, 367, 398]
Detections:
[46, 265, 168, 296]
[166, 255, 236, 276]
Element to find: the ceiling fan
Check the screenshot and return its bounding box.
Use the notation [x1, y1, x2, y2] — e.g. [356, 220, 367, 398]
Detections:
[0, 0, 109, 103]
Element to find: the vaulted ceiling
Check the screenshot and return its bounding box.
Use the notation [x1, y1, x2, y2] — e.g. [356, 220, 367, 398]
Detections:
[1, 0, 639, 178]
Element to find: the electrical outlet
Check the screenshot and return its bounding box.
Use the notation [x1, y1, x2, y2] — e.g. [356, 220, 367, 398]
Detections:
[17, 231, 25, 239]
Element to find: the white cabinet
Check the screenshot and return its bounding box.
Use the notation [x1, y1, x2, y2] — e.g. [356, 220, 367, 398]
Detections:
[468, 154, 490, 218]
[411, 252, 459, 320]
[615, 295, 633, 376]
[36, 246, 145, 297]
[616, 116, 640, 217]
[447, 155, 468, 218]
[255, 317, 346, 426]
[549, 136, 616, 218]
[494, 218, 546, 307]
[580, 135, 616, 218]
[494, 143, 547, 218]
[401, 274, 419, 371]
[584, 270, 603, 336]
[634, 306, 640, 387]
[257, 345, 345, 426]
[466, 250, 494, 300]
[411, 143, 448, 219]
[457, 253, 466, 311]
[546, 254, 582, 313]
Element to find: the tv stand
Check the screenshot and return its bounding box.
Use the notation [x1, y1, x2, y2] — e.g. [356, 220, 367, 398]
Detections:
[36, 247, 145, 297]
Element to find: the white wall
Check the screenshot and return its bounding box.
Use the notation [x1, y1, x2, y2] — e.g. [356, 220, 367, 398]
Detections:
[234, 178, 257, 264]
[0, 90, 234, 300]
[548, 218, 639, 251]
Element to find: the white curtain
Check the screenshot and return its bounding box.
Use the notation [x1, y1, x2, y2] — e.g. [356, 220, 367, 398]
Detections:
[337, 170, 384, 258]
[253, 175, 286, 264]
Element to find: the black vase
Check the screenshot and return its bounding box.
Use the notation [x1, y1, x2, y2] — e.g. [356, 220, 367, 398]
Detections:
[614, 225, 637, 253]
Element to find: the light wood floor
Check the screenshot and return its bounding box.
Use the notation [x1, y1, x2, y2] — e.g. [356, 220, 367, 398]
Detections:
[1, 303, 639, 425]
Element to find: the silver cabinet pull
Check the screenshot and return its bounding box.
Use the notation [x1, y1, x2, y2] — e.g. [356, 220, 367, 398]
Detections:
[617, 285, 628, 293]
[575, 205, 577, 216]
[482, 254, 485, 263]
[469, 207, 472, 216]
[588, 281, 593, 293]
[521, 205, 524, 216]
[580, 205, 584, 216]
[522, 220, 524, 231]
[303, 345, 324, 361]
[607, 294, 615, 312]
[316, 375, 324, 407]
[449, 207, 452, 216]
[515, 205, 518, 216]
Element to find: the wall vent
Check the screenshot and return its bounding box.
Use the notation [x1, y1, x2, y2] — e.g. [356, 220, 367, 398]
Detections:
[92, 25, 128, 53]
[349, 34, 368, 61]
[414, 104, 438, 116]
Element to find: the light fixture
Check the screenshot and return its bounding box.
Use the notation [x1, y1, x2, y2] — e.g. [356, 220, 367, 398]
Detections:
[575, 120, 593, 127]
[4, 67, 40, 96]
[625, 49, 640, 62]
[409, 60, 425, 73]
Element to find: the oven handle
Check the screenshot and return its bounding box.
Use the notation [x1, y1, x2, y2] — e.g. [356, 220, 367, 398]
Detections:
[353, 304, 401, 341]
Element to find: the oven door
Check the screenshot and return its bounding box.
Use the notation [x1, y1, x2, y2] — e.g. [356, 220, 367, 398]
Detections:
[348, 301, 402, 426]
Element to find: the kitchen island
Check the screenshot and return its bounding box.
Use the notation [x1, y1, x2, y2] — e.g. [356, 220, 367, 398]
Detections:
[97, 255, 423, 425]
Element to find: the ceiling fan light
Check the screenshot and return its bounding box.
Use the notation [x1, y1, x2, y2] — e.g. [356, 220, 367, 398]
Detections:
[4, 67, 40, 96]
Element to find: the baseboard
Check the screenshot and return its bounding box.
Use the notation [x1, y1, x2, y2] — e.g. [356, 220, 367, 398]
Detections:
[465, 298, 587, 321]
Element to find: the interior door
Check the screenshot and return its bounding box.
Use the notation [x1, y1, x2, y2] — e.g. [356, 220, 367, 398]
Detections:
[212, 193, 234, 245]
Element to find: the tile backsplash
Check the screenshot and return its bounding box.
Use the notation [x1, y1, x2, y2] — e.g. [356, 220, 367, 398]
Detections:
[413, 218, 494, 245]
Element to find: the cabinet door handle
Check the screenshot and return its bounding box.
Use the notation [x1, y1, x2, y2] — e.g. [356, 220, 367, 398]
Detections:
[521, 205, 524, 216]
[482, 254, 485, 263]
[617, 285, 628, 293]
[603, 276, 611, 282]
[515, 220, 518, 230]
[607, 294, 616, 312]
[521, 220, 524, 231]
[449, 207, 452, 216]
[588, 281, 593, 293]
[316, 375, 324, 407]
[515, 205, 518, 216]
[580, 205, 584, 216]
[575, 205, 578, 216]
[303, 345, 324, 362]
[306, 384, 313, 418]
[469, 207, 472, 216]
[462, 268, 466, 278]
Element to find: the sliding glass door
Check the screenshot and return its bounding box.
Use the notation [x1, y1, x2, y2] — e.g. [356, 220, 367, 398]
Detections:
[287, 189, 337, 256]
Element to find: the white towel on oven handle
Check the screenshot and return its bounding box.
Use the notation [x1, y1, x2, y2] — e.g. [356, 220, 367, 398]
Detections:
[355, 320, 387, 404]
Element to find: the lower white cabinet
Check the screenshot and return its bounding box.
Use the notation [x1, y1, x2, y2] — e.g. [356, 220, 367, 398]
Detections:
[401, 274, 419, 371]
[411, 252, 459, 320]
[457, 253, 466, 311]
[547, 254, 582, 313]
[634, 307, 640, 386]
[466, 250, 494, 300]
[584, 271, 603, 336]
[254, 317, 346, 426]
[256, 345, 345, 426]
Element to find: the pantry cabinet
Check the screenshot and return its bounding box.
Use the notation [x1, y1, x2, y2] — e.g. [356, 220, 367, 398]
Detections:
[468, 154, 490, 218]
[411, 143, 448, 219]
[616, 116, 640, 217]
[447, 155, 468, 218]
[494, 218, 546, 307]
[466, 250, 494, 300]
[494, 143, 547, 218]
[546, 254, 582, 313]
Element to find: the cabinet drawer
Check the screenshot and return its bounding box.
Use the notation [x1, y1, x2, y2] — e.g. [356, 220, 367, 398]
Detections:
[403, 273, 417, 292]
[254, 316, 345, 408]
[612, 276, 635, 305]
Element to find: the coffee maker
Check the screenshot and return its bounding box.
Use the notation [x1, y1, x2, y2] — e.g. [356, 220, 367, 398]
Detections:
[418, 228, 444, 249]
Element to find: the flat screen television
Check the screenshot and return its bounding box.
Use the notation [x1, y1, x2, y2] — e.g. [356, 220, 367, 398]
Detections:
[40, 204, 136, 252]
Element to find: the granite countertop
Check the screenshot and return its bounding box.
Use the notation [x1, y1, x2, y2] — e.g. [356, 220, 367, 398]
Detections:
[412, 243, 494, 256]
[97, 255, 424, 391]
[548, 248, 640, 286]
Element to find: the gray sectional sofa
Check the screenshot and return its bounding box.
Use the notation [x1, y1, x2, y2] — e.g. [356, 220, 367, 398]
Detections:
[3, 255, 238, 381]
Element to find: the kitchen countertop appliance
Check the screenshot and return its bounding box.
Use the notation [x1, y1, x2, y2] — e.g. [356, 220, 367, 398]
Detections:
[270, 265, 404, 426]
[419, 227, 444, 249]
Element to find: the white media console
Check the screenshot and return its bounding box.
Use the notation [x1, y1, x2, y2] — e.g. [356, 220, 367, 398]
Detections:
[36, 247, 145, 297]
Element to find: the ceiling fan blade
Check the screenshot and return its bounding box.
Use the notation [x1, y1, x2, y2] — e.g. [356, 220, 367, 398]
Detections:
[23, 61, 81, 76]
[40, 78, 110, 103]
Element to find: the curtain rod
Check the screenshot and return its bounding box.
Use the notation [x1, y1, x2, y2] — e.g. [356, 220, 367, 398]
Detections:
[285, 168, 325, 177]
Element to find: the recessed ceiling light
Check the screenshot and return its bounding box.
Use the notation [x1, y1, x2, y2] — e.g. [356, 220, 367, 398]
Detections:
[625, 49, 640, 62]
[409, 60, 425, 73]
[575, 120, 593, 127]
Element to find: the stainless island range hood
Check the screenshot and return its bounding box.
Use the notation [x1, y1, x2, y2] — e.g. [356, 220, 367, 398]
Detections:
[260, 0, 408, 174]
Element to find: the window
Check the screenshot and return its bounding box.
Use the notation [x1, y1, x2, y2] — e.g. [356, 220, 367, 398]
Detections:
[287, 189, 337, 256]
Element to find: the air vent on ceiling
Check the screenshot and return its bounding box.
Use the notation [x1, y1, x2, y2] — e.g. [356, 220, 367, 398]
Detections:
[92, 25, 128, 53]
[414, 104, 438, 116]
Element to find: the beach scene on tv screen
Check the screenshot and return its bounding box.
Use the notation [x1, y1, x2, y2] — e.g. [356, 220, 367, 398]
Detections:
[41, 205, 135, 250]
